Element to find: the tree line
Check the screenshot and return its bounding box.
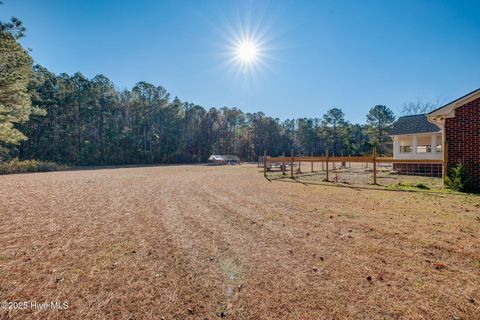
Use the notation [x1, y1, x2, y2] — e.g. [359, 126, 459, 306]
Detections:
[1, 9, 399, 165]
[16, 67, 397, 164]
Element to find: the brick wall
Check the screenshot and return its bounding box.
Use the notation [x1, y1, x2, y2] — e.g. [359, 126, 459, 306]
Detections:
[445, 97, 480, 191]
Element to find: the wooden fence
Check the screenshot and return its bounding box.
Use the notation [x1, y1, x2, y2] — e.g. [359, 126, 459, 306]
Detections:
[262, 147, 446, 185]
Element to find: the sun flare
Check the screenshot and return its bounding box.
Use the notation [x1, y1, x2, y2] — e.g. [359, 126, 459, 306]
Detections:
[235, 40, 259, 63]
[219, 16, 276, 77]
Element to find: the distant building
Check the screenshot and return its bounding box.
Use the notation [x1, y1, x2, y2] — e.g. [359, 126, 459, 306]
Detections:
[389, 88, 480, 189]
[208, 155, 240, 165]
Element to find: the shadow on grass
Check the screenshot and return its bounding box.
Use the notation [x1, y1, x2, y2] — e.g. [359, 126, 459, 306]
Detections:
[263, 173, 472, 196]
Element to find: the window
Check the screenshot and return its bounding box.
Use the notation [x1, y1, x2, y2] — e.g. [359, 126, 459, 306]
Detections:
[400, 146, 412, 153]
[398, 137, 413, 153]
[416, 145, 432, 153]
[416, 136, 431, 153]
[435, 135, 442, 152]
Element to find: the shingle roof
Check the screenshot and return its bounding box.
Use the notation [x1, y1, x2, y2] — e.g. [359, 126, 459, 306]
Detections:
[389, 114, 441, 135]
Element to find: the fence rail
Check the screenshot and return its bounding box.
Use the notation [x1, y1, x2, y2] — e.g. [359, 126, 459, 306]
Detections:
[261, 147, 446, 186]
[264, 156, 359, 162]
[262, 156, 443, 164]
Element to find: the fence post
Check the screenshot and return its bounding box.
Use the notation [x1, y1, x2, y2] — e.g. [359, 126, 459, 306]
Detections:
[290, 150, 294, 179]
[311, 152, 313, 173]
[263, 150, 267, 178]
[442, 142, 448, 186]
[325, 148, 329, 181]
[372, 146, 377, 185]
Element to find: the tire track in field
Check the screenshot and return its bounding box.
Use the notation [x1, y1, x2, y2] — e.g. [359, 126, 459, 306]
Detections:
[145, 173, 243, 318]
[164, 175, 352, 319]
[147, 173, 309, 318]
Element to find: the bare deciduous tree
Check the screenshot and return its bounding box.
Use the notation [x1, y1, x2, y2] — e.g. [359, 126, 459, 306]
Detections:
[400, 98, 444, 115]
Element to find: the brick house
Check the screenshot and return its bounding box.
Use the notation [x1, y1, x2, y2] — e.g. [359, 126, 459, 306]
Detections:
[429, 88, 480, 190]
[390, 88, 480, 190]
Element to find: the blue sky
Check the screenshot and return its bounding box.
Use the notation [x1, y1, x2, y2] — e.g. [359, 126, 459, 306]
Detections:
[1, 0, 479, 123]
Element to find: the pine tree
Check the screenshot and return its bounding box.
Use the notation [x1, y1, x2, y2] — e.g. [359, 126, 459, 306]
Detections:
[366, 105, 395, 156]
[0, 16, 45, 159]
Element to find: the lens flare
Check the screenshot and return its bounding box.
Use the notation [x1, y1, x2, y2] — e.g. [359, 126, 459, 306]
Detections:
[235, 40, 258, 63]
[213, 7, 280, 80]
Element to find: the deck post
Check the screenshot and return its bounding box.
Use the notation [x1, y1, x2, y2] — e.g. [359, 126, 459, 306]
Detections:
[263, 149, 267, 178]
[373, 146, 377, 185]
[311, 152, 313, 173]
[290, 150, 294, 179]
[325, 148, 329, 181]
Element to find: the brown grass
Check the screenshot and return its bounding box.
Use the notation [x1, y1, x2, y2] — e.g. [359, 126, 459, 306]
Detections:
[0, 164, 479, 319]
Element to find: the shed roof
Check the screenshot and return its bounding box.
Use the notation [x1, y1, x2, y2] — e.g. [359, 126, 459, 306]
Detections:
[208, 155, 240, 161]
[389, 114, 441, 136]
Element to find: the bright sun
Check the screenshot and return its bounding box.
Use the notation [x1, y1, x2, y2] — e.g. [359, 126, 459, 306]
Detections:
[235, 40, 258, 63]
[222, 22, 272, 76]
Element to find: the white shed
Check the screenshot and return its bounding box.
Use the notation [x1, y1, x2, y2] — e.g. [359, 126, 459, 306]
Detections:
[208, 155, 240, 165]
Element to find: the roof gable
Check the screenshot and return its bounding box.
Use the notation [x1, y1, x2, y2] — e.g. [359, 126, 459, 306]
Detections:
[429, 88, 480, 119]
[389, 114, 441, 136]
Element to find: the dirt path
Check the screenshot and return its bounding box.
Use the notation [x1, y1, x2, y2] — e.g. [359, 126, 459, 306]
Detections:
[0, 164, 479, 319]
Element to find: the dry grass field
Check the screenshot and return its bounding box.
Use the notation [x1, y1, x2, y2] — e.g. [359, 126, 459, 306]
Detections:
[1, 164, 479, 319]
